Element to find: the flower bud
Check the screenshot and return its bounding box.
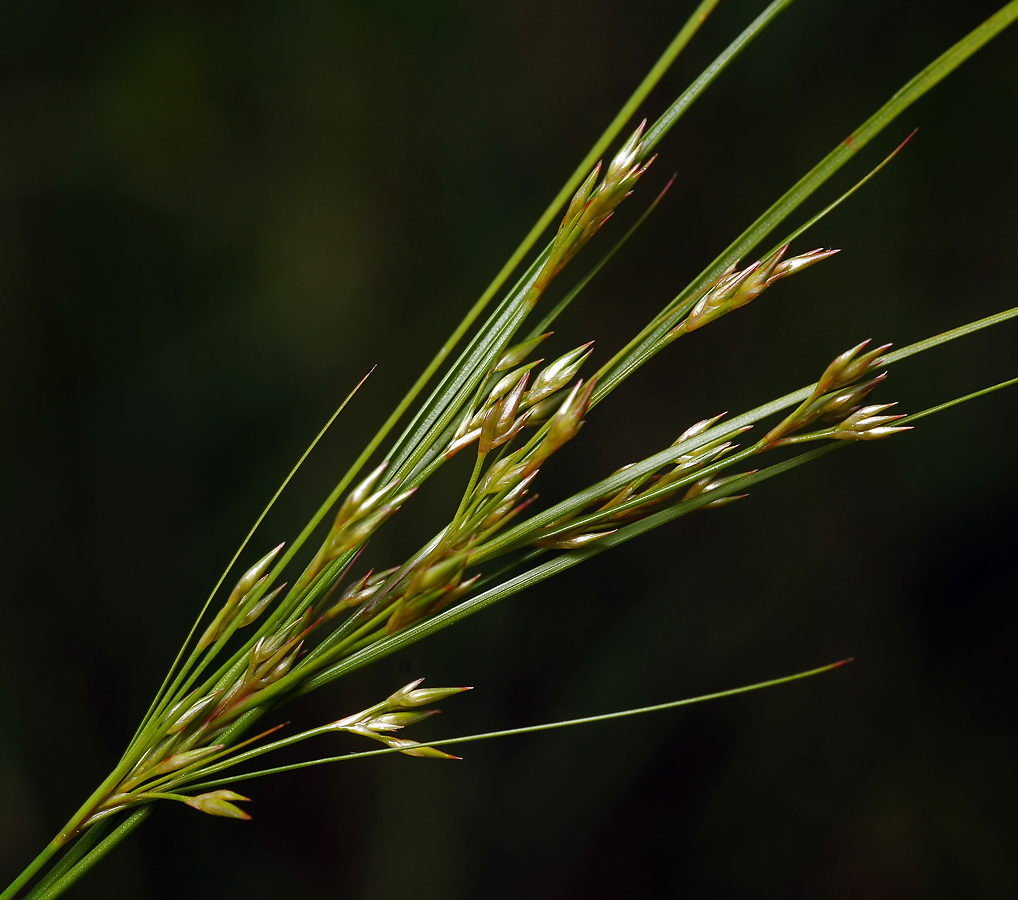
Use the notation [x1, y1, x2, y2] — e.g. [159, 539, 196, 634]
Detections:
[528, 343, 594, 403]
[561, 165, 601, 232]
[164, 694, 219, 736]
[446, 426, 482, 458]
[228, 544, 284, 607]
[386, 679, 473, 708]
[495, 333, 552, 372]
[236, 583, 286, 629]
[495, 371, 529, 436]
[682, 247, 838, 333]
[831, 403, 911, 440]
[675, 412, 726, 444]
[770, 246, 840, 280]
[368, 709, 440, 731]
[334, 462, 388, 525]
[152, 744, 223, 776]
[811, 374, 886, 421]
[814, 339, 891, 396]
[186, 790, 251, 820]
[197, 544, 285, 650]
[541, 377, 596, 457]
[488, 362, 539, 403]
[407, 551, 470, 597]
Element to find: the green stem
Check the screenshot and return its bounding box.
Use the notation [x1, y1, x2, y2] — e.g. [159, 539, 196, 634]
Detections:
[22, 809, 153, 900]
[19, 822, 114, 900]
[901, 376, 1018, 423]
[162, 725, 334, 792]
[642, 0, 795, 155]
[187, 660, 849, 790]
[0, 845, 61, 900]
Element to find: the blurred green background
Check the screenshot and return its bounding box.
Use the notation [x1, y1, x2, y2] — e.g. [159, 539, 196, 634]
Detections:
[2, 1, 1017, 897]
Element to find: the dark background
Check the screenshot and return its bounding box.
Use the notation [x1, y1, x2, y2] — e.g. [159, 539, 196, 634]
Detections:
[2, 1, 1017, 897]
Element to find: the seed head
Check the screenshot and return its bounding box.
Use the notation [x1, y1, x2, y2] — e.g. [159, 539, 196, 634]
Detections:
[332, 680, 470, 759]
[540, 121, 654, 288]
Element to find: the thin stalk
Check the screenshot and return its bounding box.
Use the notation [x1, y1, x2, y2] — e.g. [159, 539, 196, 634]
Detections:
[452, 455, 487, 526]
[0, 847, 60, 900]
[900, 376, 1018, 423]
[642, 0, 795, 155]
[189, 660, 850, 789]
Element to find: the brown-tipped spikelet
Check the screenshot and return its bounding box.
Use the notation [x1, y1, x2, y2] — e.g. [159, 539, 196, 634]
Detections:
[680, 246, 838, 334]
[759, 340, 906, 448]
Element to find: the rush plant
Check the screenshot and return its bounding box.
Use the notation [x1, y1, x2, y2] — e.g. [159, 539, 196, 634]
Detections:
[4, 1, 1017, 897]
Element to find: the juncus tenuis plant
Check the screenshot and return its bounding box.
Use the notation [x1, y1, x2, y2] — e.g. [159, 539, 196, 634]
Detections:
[3, 1, 1017, 897]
